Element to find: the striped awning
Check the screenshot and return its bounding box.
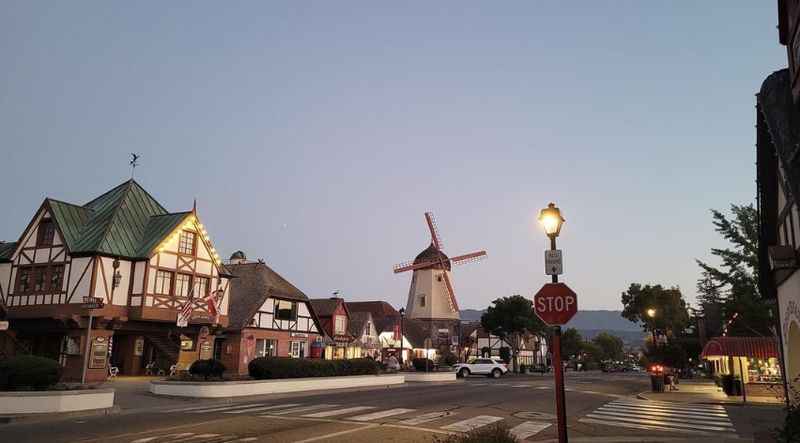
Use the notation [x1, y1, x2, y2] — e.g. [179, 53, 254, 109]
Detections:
[700, 337, 779, 360]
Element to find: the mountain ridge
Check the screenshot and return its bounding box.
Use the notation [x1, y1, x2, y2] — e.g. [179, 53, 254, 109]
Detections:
[460, 309, 641, 331]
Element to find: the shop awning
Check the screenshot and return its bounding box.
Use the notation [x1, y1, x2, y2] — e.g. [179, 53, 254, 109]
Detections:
[700, 337, 779, 360]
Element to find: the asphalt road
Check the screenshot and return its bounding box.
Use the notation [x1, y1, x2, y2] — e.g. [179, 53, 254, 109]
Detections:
[0, 372, 758, 443]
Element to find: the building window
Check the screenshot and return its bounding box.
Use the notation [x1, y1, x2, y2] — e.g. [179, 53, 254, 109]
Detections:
[175, 273, 192, 297]
[49, 265, 64, 291]
[180, 336, 195, 351]
[194, 276, 209, 298]
[16, 267, 31, 293]
[255, 339, 277, 357]
[178, 231, 196, 255]
[420, 295, 426, 307]
[275, 300, 297, 321]
[155, 270, 173, 295]
[33, 267, 46, 292]
[334, 315, 346, 335]
[36, 219, 55, 247]
[289, 341, 306, 358]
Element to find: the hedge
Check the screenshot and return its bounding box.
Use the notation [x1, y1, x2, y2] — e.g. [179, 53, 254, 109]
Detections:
[0, 355, 61, 390]
[189, 359, 226, 380]
[248, 357, 379, 379]
[412, 358, 435, 372]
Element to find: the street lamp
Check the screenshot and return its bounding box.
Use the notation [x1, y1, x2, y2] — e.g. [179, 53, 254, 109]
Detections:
[537, 202, 567, 443]
[647, 308, 657, 348]
[398, 308, 406, 368]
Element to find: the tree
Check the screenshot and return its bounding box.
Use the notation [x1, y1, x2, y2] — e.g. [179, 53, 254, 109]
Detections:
[592, 332, 624, 362]
[696, 204, 773, 337]
[621, 283, 690, 338]
[559, 328, 584, 360]
[481, 295, 546, 372]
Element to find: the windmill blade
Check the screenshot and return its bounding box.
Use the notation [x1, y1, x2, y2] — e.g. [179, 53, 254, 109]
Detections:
[424, 212, 444, 250]
[393, 259, 441, 274]
[450, 250, 487, 266]
[441, 271, 460, 313]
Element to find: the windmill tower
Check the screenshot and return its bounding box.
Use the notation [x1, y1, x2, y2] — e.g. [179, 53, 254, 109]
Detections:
[393, 212, 487, 325]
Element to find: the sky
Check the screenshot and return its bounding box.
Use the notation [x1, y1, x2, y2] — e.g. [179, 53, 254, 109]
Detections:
[0, 2, 787, 311]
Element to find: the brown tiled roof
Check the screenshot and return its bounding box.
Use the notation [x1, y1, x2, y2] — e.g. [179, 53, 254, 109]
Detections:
[226, 261, 313, 330]
[348, 311, 371, 337]
[345, 301, 400, 333]
[309, 298, 341, 318]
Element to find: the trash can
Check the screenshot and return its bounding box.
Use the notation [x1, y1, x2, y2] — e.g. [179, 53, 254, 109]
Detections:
[650, 374, 665, 392]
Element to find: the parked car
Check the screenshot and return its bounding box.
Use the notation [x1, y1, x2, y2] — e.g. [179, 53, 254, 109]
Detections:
[453, 357, 509, 379]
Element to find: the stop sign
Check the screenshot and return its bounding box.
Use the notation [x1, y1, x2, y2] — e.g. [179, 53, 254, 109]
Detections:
[533, 283, 578, 326]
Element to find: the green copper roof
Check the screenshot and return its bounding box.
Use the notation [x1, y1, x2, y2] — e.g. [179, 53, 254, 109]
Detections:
[0, 242, 17, 262]
[32, 179, 193, 259]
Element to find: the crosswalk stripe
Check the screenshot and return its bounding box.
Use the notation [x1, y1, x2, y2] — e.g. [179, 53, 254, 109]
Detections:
[607, 401, 729, 415]
[594, 408, 733, 427]
[223, 403, 300, 414]
[268, 404, 339, 416]
[509, 421, 551, 439]
[511, 384, 532, 388]
[350, 408, 415, 422]
[187, 403, 270, 413]
[536, 386, 550, 390]
[441, 415, 504, 432]
[618, 398, 726, 409]
[579, 418, 716, 436]
[599, 404, 731, 420]
[398, 410, 455, 425]
[585, 413, 735, 433]
[302, 406, 376, 418]
[614, 399, 727, 414]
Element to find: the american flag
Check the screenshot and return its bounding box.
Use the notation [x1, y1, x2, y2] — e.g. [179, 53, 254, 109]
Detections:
[177, 292, 194, 327]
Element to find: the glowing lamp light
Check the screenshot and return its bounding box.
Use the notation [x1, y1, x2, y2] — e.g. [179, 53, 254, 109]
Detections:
[538, 202, 565, 237]
[647, 308, 656, 318]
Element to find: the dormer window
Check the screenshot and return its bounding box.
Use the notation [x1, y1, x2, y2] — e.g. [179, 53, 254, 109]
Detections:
[37, 219, 55, 247]
[178, 231, 196, 255]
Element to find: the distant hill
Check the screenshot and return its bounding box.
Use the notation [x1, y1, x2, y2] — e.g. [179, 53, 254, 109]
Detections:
[460, 309, 646, 348]
[461, 309, 640, 331]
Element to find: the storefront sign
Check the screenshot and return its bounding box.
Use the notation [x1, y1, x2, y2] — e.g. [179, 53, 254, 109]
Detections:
[134, 337, 144, 356]
[89, 337, 108, 369]
[199, 340, 213, 360]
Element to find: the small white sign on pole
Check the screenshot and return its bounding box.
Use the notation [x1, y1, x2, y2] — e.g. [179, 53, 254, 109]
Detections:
[545, 249, 563, 276]
[0, 321, 8, 331]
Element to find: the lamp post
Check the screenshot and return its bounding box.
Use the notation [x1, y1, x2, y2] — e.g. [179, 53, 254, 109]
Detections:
[537, 202, 567, 443]
[647, 308, 657, 348]
[399, 308, 406, 368]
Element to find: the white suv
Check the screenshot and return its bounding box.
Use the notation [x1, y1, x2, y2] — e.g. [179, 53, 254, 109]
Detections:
[453, 357, 509, 379]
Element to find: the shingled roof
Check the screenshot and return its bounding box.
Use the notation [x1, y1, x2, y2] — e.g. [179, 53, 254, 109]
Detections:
[348, 311, 372, 337]
[346, 301, 400, 333]
[3, 180, 200, 261]
[227, 261, 318, 330]
[0, 242, 17, 262]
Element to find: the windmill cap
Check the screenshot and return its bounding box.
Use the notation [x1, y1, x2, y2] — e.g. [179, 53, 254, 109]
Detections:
[413, 244, 451, 271]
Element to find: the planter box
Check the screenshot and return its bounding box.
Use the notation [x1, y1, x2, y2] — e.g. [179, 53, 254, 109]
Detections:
[150, 374, 404, 398]
[404, 372, 458, 382]
[0, 389, 115, 414]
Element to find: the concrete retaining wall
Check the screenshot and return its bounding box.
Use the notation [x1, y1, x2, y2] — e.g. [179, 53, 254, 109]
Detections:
[403, 372, 458, 382]
[150, 374, 404, 398]
[0, 389, 115, 414]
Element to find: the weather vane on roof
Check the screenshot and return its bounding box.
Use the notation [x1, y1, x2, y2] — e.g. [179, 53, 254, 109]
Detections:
[130, 153, 140, 179]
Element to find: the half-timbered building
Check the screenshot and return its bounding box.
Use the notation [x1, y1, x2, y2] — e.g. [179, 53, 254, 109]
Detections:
[310, 297, 359, 359]
[0, 179, 232, 381]
[222, 254, 324, 374]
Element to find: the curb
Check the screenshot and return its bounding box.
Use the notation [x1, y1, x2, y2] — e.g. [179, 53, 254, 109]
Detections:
[0, 405, 121, 425]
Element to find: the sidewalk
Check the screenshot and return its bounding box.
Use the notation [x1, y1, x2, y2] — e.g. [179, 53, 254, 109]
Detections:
[638, 379, 784, 405]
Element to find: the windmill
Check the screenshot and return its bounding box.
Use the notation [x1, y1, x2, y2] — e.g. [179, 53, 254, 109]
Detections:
[393, 212, 487, 320]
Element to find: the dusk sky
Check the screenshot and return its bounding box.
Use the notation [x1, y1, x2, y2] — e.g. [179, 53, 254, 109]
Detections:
[0, 2, 787, 311]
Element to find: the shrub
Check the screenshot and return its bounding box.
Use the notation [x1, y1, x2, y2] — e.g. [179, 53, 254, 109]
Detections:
[519, 364, 527, 373]
[189, 359, 226, 380]
[439, 351, 458, 367]
[412, 358, 435, 372]
[0, 355, 61, 390]
[499, 347, 511, 364]
[776, 405, 800, 442]
[248, 357, 379, 379]
[435, 424, 519, 443]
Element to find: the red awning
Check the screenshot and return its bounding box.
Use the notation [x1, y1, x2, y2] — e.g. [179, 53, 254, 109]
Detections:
[700, 337, 779, 360]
